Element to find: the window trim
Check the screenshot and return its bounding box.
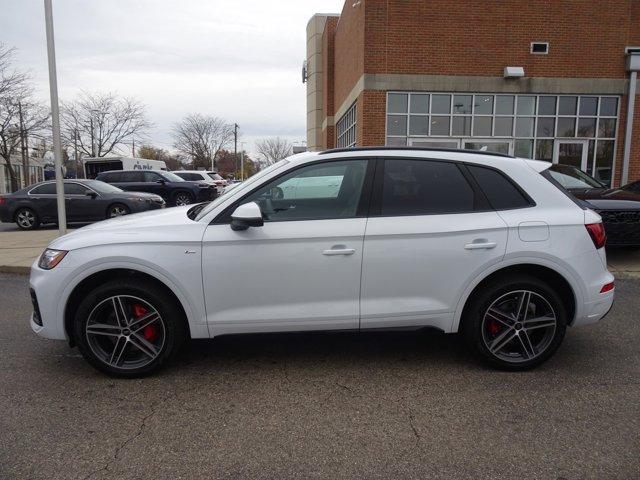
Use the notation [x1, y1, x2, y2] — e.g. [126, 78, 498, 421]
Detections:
[212, 158, 375, 225]
[368, 157, 494, 218]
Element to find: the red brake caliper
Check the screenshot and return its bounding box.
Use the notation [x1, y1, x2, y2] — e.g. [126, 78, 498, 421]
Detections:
[133, 304, 157, 342]
[487, 319, 501, 336]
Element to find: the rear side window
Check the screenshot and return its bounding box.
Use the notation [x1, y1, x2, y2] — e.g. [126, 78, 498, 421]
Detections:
[467, 165, 532, 210]
[121, 171, 144, 182]
[176, 172, 202, 181]
[143, 171, 162, 182]
[381, 160, 475, 215]
[99, 172, 121, 183]
[30, 183, 56, 194]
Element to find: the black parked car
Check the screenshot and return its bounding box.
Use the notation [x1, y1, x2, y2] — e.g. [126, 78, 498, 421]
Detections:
[0, 180, 165, 230]
[547, 164, 640, 246]
[95, 170, 217, 206]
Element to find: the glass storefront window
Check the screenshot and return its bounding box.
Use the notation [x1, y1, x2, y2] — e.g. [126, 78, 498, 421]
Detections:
[387, 115, 407, 136]
[431, 95, 451, 114]
[557, 117, 576, 137]
[494, 117, 513, 136]
[536, 117, 555, 137]
[409, 116, 429, 135]
[452, 116, 471, 136]
[558, 96, 577, 115]
[595, 140, 614, 185]
[515, 117, 534, 137]
[453, 95, 472, 114]
[388, 93, 408, 113]
[496, 95, 514, 115]
[536, 140, 554, 161]
[515, 139, 534, 159]
[598, 118, 616, 138]
[577, 118, 596, 137]
[430, 116, 450, 135]
[473, 117, 492, 136]
[474, 95, 493, 115]
[410, 94, 429, 114]
[517, 96, 536, 115]
[539, 96, 556, 115]
[579, 97, 598, 116]
[600, 97, 618, 116]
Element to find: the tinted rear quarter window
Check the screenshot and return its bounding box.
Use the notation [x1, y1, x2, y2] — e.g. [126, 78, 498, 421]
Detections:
[467, 165, 532, 210]
[176, 173, 201, 181]
[381, 159, 475, 215]
[99, 172, 121, 183]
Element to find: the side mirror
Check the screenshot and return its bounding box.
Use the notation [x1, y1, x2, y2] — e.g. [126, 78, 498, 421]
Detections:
[85, 191, 98, 199]
[230, 202, 263, 231]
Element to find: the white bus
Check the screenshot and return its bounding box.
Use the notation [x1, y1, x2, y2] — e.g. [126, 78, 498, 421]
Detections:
[83, 157, 167, 179]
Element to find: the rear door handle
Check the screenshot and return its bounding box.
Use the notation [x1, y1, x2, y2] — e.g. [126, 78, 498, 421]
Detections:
[323, 246, 356, 256]
[465, 241, 497, 250]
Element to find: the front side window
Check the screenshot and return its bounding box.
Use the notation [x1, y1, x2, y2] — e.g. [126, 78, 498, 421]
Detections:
[143, 171, 162, 182]
[121, 171, 144, 182]
[381, 160, 475, 216]
[238, 160, 368, 222]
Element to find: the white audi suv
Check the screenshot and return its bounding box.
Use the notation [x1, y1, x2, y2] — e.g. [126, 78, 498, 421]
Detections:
[29, 148, 615, 377]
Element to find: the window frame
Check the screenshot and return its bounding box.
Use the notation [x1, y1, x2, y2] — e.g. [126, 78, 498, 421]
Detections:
[28, 183, 57, 195]
[464, 164, 536, 211]
[212, 158, 376, 225]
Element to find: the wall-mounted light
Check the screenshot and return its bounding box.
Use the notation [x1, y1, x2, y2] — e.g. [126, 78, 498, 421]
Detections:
[504, 66, 524, 79]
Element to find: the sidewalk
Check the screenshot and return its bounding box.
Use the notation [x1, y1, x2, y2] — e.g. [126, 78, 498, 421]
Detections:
[0, 229, 65, 274]
[1, 228, 640, 277]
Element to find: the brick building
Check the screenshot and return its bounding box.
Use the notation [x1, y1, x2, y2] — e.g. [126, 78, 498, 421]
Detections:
[305, 0, 640, 187]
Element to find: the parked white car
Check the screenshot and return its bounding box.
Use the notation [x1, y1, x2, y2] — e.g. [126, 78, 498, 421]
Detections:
[173, 170, 227, 195]
[29, 148, 615, 377]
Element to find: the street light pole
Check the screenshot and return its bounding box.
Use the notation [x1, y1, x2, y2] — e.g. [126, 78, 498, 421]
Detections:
[44, 0, 66, 235]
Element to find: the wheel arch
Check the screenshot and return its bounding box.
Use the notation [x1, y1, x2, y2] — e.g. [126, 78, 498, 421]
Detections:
[64, 268, 193, 346]
[454, 262, 578, 333]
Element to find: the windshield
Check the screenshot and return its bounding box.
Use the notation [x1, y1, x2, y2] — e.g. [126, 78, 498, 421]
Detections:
[160, 171, 186, 182]
[548, 165, 604, 189]
[194, 161, 289, 221]
[208, 173, 224, 181]
[86, 180, 123, 194]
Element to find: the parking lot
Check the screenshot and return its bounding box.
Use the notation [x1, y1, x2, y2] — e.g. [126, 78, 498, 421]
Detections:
[1, 272, 638, 479]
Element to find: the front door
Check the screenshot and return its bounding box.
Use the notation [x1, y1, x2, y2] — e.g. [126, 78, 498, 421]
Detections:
[553, 140, 588, 171]
[201, 159, 371, 336]
[360, 158, 508, 332]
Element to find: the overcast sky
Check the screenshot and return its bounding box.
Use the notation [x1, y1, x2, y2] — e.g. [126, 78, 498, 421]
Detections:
[1, 0, 344, 159]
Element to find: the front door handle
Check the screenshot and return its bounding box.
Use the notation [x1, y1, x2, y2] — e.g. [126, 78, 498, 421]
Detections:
[323, 245, 356, 256]
[465, 241, 497, 250]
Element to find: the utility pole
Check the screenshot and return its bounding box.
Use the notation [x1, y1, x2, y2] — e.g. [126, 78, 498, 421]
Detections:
[89, 117, 95, 157]
[18, 101, 30, 187]
[44, 0, 67, 235]
[132, 138, 135, 158]
[233, 123, 238, 177]
[73, 128, 80, 179]
[240, 141, 246, 180]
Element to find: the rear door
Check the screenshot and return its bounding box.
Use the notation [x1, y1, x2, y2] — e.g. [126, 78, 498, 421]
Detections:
[116, 171, 147, 193]
[360, 158, 508, 332]
[26, 183, 58, 221]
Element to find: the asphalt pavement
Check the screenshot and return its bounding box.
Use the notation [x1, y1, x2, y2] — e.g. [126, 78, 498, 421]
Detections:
[0, 273, 639, 479]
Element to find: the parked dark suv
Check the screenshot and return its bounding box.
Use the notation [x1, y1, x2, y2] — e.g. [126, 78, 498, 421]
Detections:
[96, 170, 217, 206]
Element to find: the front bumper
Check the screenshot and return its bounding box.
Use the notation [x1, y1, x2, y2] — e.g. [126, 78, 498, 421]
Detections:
[29, 260, 73, 341]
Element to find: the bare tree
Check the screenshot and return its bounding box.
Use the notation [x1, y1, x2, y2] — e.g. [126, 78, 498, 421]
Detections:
[172, 114, 234, 170]
[60, 91, 151, 158]
[0, 44, 50, 191]
[256, 137, 292, 165]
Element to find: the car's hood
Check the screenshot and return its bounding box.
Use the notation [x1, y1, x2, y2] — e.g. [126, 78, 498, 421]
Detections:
[48, 206, 206, 251]
[569, 187, 640, 211]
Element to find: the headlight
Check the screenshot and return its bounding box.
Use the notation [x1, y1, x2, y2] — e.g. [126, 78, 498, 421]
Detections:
[38, 249, 68, 270]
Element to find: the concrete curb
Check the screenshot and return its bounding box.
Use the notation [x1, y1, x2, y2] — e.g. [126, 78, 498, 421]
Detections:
[0, 266, 30, 275]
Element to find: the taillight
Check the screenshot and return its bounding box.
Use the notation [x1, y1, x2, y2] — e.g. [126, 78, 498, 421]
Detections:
[600, 281, 614, 293]
[585, 222, 606, 249]
[0, 196, 5, 205]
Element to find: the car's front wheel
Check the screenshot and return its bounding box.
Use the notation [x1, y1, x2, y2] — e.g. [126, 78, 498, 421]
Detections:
[463, 274, 567, 370]
[107, 203, 130, 218]
[73, 278, 186, 377]
[15, 207, 40, 230]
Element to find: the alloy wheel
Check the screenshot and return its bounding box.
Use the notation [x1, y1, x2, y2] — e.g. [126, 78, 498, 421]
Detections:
[16, 209, 35, 228]
[85, 295, 166, 370]
[481, 290, 557, 364]
[174, 193, 191, 206]
[109, 205, 128, 217]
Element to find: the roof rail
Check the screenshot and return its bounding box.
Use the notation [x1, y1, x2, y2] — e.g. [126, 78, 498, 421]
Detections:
[318, 146, 515, 159]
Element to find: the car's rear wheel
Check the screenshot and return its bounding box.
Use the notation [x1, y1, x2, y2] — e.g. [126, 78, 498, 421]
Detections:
[107, 203, 130, 218]
[172, 191, 193, 206]
[463, 274, 567, 370]
[73, 278, 186, 377]
[15, 207, 40, 230]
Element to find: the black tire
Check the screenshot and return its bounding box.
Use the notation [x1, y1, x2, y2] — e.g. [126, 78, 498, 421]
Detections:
[73, 278, 186, 378]
[107, 203, 130, 218]
[462, 274, 567, 370]
[14, 207, 40, 230]
[172, 190, 193, 207]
